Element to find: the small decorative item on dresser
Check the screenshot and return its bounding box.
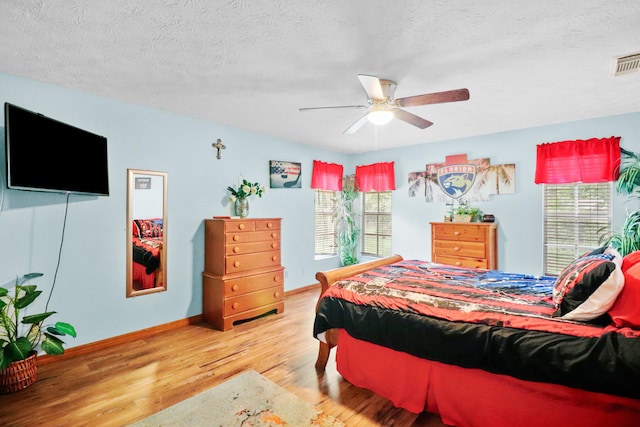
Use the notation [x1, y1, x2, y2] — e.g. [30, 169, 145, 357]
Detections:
[226, 179, 264, 218]
[482, 214, 496, 223]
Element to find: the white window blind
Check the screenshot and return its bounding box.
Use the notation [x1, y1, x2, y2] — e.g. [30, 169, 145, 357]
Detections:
[362, 191, 392, 257]
[543, 183, 611, 275]
[314, 190, 337, 255]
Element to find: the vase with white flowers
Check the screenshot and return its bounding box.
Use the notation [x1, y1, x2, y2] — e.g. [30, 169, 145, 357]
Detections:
[227, 179, 265, 218]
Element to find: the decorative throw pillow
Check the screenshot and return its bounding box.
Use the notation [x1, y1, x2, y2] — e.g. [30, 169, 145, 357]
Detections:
[609, 262, 640, 329]
[553, 251, 624, 321]
[622, 250, 640, 273]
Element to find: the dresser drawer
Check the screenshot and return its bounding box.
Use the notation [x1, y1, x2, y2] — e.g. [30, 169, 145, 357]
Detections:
[225, 250, 281, 274]
[225, 230, 280, 244]
[432, 223, 487, 242]
[433, 254, 490, 269]
[224, 285, 283, 316]
[433, 239, 486, 258]
[255, 219, 280, 231]
[223, 269, 284, 296]
[224, 220, 256, 232]
[225, 240, 280, 256]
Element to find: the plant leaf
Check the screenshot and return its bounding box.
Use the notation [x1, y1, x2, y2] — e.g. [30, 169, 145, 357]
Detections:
[41, 333, 65, 355]
[22, 311, 55, 325]
[4, 337, 33, 361]
[52, 322, 77, 338]
[14, 289, 42, 309]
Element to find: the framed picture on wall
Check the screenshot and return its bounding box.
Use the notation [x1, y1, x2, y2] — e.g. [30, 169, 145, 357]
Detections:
[269, 160, 302, 188]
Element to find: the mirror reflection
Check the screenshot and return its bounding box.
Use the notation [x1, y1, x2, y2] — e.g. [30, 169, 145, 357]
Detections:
[126, 169, 168, 297]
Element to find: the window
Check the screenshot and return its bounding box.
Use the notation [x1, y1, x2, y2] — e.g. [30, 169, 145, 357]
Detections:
[314, 190, 337, 255]
[543, 183, 611, 275]
[362, 191, 392, 257]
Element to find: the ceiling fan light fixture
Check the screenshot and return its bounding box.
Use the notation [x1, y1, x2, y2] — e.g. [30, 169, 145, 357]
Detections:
[367, 108, 394, 126]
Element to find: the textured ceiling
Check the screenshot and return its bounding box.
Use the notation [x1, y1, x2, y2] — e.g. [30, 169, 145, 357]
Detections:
[0, 1, 639, 154]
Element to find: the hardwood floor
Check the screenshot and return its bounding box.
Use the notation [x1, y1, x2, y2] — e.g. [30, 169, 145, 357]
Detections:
[0, 287, 449, 427]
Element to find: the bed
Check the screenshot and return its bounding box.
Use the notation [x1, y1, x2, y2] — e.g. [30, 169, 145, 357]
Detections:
[313, 254, 640, 427]
[131, 218, 164, 290]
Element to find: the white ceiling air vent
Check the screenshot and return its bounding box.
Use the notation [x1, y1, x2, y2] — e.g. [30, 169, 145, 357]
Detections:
[611, 52, 640, 76]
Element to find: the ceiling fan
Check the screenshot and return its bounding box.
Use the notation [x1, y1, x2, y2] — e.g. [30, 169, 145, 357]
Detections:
[299, 74, 470, 134]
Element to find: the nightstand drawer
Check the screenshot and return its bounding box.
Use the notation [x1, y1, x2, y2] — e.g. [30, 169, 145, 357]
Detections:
[433, 254, 490, 269]
[433, 240, 486, 258]
[432, 223, 487, 242]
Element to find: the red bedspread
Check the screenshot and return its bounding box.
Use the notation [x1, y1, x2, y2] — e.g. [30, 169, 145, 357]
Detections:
[314, 260, 640, 399]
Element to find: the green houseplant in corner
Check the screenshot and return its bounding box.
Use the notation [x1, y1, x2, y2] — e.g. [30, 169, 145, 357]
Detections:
[0, 272, 76, 393]
[334, 174, 360, 266]
[599, 148, 640, 256]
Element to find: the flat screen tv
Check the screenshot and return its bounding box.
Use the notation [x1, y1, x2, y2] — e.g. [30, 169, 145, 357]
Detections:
[4, 102, 109, 196]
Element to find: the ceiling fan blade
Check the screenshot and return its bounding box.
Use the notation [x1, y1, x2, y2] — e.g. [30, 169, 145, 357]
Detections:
[299, 105, 367, 112]
[357, 74, 385, 100]
[396, 88, 470, 107]
[343, 112, 371, 134]
[393, 108, 434, 129]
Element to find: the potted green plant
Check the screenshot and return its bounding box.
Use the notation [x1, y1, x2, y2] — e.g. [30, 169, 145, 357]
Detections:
[454, 205, 482, 222]
[0, 273, 76, 393]
[599, 148, 640, 256]
[334, 174, 360, 266]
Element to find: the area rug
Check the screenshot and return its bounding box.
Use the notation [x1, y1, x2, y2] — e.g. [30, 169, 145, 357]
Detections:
[130, 370, 344, 426]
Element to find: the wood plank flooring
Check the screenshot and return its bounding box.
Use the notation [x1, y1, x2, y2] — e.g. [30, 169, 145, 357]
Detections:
[0, 287, 449, 427]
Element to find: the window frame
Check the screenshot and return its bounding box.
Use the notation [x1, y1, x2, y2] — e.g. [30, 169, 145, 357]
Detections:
[542, 182, 612, 276]
[314, 189, 337, 256]
[361, 191, 392, 258]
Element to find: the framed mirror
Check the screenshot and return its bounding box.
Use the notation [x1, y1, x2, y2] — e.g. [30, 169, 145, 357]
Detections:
[126, 169, 168, 297]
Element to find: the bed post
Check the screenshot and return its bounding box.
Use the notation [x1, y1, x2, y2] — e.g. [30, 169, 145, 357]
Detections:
[314, 254, 403, 371]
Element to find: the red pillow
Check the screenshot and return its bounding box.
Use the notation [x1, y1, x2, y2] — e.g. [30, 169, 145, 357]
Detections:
[622, 250, 640, 273]
[609, 262, 640, 329]
[552, 253, 624, 321]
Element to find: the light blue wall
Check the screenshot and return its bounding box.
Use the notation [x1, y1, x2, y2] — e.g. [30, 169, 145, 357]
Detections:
[1, 71, 639, 349]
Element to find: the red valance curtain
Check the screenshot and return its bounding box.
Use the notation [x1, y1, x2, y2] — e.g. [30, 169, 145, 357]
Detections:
[311, 160, 343, 191]
[534, 136, 621, 184]
[355, 161, 396, 192]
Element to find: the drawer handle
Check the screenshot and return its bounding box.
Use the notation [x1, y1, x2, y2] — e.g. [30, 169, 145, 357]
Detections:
[272, 256, 277, 262]
[454, 246, 460, 251]
[271, 243, 277, 249]
[454, 231, 460, 236]
[238, 223, 245, 230]
[267, 222, 273, 228]
[233, 246, 240, 253]
[455, 262, 462, 266]
[273, 275, 279, 282]
[234, 261, 240, 267]
[233, 235, 240, 241]
[271, 232, 277, 238]
[274, 291, 280, 298]
[231, 284, 239, 292]
[232, 302, 239, 310]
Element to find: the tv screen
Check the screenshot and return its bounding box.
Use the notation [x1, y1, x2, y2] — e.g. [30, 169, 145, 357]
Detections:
[4, 102, 109, 196]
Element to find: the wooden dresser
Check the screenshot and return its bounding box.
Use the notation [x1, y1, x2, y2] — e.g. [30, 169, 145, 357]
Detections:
[430, 221, 497, 269]
[202, 218, 284, 331]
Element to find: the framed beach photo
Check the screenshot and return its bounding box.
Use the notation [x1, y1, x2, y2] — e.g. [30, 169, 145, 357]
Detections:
[270, 160, 302, 188]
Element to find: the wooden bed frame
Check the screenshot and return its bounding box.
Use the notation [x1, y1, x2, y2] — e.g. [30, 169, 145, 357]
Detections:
[314, 254, 403, 370]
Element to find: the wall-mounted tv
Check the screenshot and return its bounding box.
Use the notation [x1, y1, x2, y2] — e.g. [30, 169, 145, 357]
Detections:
[4, 102, 109, 196]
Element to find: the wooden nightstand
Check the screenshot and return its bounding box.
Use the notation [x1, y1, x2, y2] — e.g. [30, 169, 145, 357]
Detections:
[430, 221, 497, 269]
